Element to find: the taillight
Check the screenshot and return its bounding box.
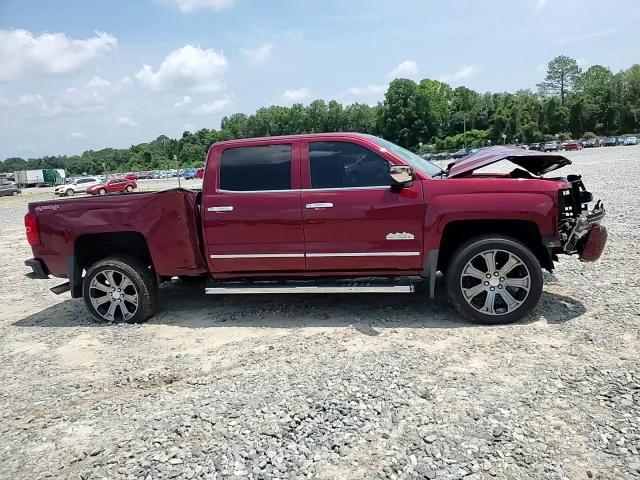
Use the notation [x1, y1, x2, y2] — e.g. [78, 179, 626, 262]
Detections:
[24, 212, 40, 246]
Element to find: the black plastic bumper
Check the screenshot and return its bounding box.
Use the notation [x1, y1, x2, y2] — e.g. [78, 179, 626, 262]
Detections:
[25, 258, 49, 279]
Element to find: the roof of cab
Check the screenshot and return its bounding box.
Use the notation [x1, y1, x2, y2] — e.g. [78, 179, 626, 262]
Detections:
[210, 132, 375, 149]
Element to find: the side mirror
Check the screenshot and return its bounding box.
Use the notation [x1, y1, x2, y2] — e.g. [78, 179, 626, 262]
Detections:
[390, 165, 414, 188]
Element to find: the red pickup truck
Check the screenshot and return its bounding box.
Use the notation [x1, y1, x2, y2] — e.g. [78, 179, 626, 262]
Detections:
[24, 133, 606, 325]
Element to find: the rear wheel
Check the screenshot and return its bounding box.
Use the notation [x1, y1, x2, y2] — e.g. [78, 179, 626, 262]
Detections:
[446, 235, 543, 325]
[83, 256, 156, 323]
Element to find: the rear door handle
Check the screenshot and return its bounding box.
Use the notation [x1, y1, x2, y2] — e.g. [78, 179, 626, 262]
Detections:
[207, 206, 234, 212]
[305, 203, 334, 209]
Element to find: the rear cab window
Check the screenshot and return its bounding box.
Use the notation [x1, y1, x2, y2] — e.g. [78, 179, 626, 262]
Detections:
[219, 144, 292, 191]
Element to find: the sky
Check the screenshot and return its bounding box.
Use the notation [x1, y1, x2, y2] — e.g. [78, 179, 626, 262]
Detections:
[1, 0, 639, 159]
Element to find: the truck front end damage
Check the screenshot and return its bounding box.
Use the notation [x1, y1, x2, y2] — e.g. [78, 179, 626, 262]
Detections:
[557, 174, 607, 262]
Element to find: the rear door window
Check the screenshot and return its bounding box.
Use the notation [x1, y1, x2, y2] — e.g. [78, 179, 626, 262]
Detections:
[220, 144, 292, 191]
[309, 141, 389, 189]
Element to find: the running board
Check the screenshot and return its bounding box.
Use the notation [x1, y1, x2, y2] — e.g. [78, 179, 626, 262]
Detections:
[205, 279, 417, 295]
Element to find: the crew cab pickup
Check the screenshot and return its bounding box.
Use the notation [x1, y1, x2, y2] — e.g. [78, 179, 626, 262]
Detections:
[24, 133, 607, 325]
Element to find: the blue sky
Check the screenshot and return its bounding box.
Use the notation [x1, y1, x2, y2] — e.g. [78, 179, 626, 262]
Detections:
[1, 0, 639, 158]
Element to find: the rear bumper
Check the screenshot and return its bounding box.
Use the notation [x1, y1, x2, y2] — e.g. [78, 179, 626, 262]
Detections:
[25, 258, 49, 279]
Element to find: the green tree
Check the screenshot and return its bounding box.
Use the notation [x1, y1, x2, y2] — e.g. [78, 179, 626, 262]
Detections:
[538, 55, 582, 106]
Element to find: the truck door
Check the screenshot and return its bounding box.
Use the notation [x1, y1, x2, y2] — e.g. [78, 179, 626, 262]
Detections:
[202, 140, 304, 274]
[301, 139, 424, 272]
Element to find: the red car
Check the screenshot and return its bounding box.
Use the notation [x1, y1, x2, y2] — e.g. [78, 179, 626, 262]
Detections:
[25, 134, 606, 325]
[195, 167, 204, 179]
[124, 173, 138, 180]
[87, 178, 137, 195]
[562, 140, 582, 151]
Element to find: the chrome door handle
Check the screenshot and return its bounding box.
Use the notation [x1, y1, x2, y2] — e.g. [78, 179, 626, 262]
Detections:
[305, 203, 334, 209]
[207, 206, 234, 212]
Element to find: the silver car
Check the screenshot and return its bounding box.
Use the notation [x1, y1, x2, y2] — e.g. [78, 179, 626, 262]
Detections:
[0, 183, 20, 196]
[54, 177, 101, 196]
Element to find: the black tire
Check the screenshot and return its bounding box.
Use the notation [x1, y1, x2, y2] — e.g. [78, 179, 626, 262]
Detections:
[99, 188, 107, 195]
[446, 235, 543, 325]
[66, 189, 74, 196]
[82, 256, 156, 323]
[126, 185, 133, 192]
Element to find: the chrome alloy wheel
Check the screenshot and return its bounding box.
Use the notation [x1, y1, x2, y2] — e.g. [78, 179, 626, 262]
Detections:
[459, 249, 531, 316]
[88, 269, 139, 322]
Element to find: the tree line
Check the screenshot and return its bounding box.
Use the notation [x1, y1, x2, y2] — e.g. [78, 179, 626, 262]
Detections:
[2, 56, 639, 176]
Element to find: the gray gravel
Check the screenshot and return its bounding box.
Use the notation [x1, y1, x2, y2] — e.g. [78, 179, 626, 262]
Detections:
[1, 145, 639, 480]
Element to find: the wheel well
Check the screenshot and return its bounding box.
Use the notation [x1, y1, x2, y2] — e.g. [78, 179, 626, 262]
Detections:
[75, 232, 153, 273]
[437, 220, 553, 272]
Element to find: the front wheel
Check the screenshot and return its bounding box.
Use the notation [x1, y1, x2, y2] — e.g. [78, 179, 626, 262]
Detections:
[66, 189, 74, 196]
[446, 235, 543, 325]
[83, 256, 156, 323]
[99, 188, 106, 195]
[126, 185, 133, 192]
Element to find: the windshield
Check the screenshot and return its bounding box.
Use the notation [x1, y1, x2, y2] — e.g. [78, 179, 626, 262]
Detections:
[365, 135, 444, 177]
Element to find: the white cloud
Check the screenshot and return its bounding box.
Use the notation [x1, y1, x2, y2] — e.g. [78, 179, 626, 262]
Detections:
[17, 94, 64, 116]
[344, 84, 387, 96]
[85, 76, 111, 88]
[174, 95, 192, 108]
[281, 87, 311, 103]
[161, 0, 234, 12]
[576, 58, 589, 68]
[193, 97, 232, 115]
[535, 0, 548, 9]
[440, 65, 482, 83]
[386, 60, 418, 80]
[340, 84, 387, 106]
[61, 76, 130, 110]
[0, 29, 117, 81]
[12, 75, 131, 118]
[117, 116, 139, 127]
[554, 28, 619, 45]
[69, 132, 85, 139]
[183, 123, 196, 131]
[135, 45, 228, 93]
[240, 43, 274, 66]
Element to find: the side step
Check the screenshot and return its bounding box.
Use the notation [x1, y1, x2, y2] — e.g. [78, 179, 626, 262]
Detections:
[205, 278, 418, 295]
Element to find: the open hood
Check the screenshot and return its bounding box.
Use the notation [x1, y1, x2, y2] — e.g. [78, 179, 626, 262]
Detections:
[447, 146, 572, 177]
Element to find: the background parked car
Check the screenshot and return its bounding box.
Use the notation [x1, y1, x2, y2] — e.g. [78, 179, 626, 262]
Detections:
[624, 136, 638, 145]
[542, 141, 561, 152]
[182, 168, 197, 180]
[585, 138, 600, 148]
[87, 178, 137, 195]
[617, 137, 627, 145]
[528, 143, 543, 151]
[451, 148, 469, 159]
[562, 140, 582, 151]
[195, 168, 205, 179]
[54, 177, 101, 196]
[600, 137, 617, 147]
[0, 182, 20, 196]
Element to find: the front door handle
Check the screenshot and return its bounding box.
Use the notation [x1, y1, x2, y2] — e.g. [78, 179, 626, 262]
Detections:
[207, 206, 234, 212]
[305, 203, 334, 209]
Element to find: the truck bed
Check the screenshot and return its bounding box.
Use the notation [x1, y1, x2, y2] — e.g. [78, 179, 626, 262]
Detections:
[28, 189, 208, 280]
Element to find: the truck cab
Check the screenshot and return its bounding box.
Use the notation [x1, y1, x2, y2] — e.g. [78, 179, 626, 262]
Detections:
[24, 133, 607, 325]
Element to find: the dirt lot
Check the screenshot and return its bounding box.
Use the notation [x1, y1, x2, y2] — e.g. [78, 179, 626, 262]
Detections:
[1, 146, 639, 480]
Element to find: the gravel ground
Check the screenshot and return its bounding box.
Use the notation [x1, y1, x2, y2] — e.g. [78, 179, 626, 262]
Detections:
[0, 146, 639, 480]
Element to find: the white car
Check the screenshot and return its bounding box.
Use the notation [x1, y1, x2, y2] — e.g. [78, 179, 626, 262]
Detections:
[624, 136, 638, 146]
[54, 177, 101, 196]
